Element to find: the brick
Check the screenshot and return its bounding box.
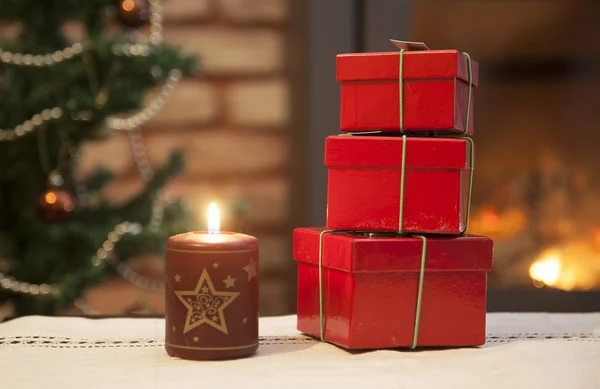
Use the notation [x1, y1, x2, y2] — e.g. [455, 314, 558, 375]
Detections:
[413, 1, 600, 60]
[226, 79, 289, 127]
[145, 129, 286, 176]
[78, 133, 133, 179]
[79, 275, 164, 315]
[220, 0, 287, 22]
[0, 257, 9, 272]
[61, 21, 86, 43]
[0, 23, 21, 40]
[164, 27, 283, 75]
[150, 81, 220, 127]
[168, 176, 289, 227]
[72, 254, 165, 316]
[163, 0, 213, 21]
[0, 301, 14, 322]
[102, 178, 146, 204]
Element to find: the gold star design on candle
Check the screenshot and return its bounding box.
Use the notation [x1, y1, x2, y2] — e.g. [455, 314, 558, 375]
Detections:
[193, 336, 199, 342]
[223, 275, 236, 289]
[243, 258, 258, 281]
[174, 268, 240, 335]
[174, 274, 181, 283]
[213, 262, 219, 268]
[243, 317, 248, 324]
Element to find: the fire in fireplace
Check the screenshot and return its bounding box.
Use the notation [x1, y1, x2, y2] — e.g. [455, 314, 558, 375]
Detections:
[469, 151, 600, 291]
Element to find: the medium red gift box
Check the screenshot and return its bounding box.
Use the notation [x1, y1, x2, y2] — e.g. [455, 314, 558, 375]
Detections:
[294, 227, 493, 349]
[325, 135, 473, 234]
[337, 48, 479, 134]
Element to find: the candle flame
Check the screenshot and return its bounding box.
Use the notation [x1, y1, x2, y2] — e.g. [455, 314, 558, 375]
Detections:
[207, 202, 220, 234]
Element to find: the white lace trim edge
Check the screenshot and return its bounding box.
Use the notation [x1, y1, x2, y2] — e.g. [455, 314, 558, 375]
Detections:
[0, 334, 598, 348]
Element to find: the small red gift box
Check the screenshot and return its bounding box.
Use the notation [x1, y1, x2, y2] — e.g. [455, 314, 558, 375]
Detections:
[337, 44, 479, 134]
[325, 135, 473, 234]
[294, 228, 493, 349]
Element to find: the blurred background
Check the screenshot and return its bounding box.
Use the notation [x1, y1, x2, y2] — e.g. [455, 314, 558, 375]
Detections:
[292, 0, 600, 313]
[1, 0, 599, 319]
[296, 0, 600, 312]
[85, 0, 294, 315]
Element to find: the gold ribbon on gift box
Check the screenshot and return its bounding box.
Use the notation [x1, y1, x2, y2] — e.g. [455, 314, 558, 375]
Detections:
[394, 40, 474, 234]
[390, 39, 473, 136]
[340, 40, 475, 235]
[317, 230, 427, 349]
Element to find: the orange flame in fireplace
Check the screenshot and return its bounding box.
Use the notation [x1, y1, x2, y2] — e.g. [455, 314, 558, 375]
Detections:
[470, 206, 600, 291]
[529, 253, 561, 287]
[529, 243, 600, 291]
[469, 207, 527, 239]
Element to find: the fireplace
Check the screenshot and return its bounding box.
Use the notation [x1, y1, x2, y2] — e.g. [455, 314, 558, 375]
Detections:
[469, 151, 600, 292]
[290, 0, 600, 312]
[408, 1, 600, 310]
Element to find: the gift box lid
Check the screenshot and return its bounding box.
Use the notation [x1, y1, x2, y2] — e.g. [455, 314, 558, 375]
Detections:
[325, 136, 472, 169]
[336, 49, 479, 86]
[293, 228, 493, 273]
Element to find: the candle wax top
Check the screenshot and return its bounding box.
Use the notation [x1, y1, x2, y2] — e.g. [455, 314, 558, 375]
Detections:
[166, 231, 258, 252]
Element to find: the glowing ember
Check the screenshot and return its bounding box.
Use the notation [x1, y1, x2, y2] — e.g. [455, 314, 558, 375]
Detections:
[529, 254, 561, 286]
[593, 228, 600, 248]
[481, 208, 500, 226]
[468, 207, 527, 239]
[529, 244, 600, 291]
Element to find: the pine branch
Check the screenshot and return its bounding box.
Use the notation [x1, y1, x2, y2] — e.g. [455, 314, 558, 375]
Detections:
[0, 3, 199, 315]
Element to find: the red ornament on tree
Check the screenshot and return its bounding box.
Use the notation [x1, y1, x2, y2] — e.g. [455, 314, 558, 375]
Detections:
[115, 0, 150, 28]
[38, 187, 76, 223]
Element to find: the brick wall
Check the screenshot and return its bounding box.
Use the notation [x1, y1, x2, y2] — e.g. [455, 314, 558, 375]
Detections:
[79, 0, 292, 316]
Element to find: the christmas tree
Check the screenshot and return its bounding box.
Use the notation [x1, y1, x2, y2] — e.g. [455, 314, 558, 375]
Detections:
[0, 0, 197, 316]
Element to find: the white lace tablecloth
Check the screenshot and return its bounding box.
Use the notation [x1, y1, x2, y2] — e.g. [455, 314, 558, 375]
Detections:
[1, 313, 599, 389]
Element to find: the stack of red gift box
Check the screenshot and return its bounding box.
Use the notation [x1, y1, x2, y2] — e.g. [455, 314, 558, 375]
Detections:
[293, 41, 494, 350]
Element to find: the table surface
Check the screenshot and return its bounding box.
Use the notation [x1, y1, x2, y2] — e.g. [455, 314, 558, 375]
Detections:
[1, 313, 599, 389]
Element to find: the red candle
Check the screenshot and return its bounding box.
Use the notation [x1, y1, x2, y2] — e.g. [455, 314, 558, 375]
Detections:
[165, 203, 259, 360]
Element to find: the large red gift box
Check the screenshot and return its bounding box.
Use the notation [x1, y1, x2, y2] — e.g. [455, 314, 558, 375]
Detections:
[325, 135, 473, 234]
[294, 228, 493, 349]
[337, 49, 478, 134]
